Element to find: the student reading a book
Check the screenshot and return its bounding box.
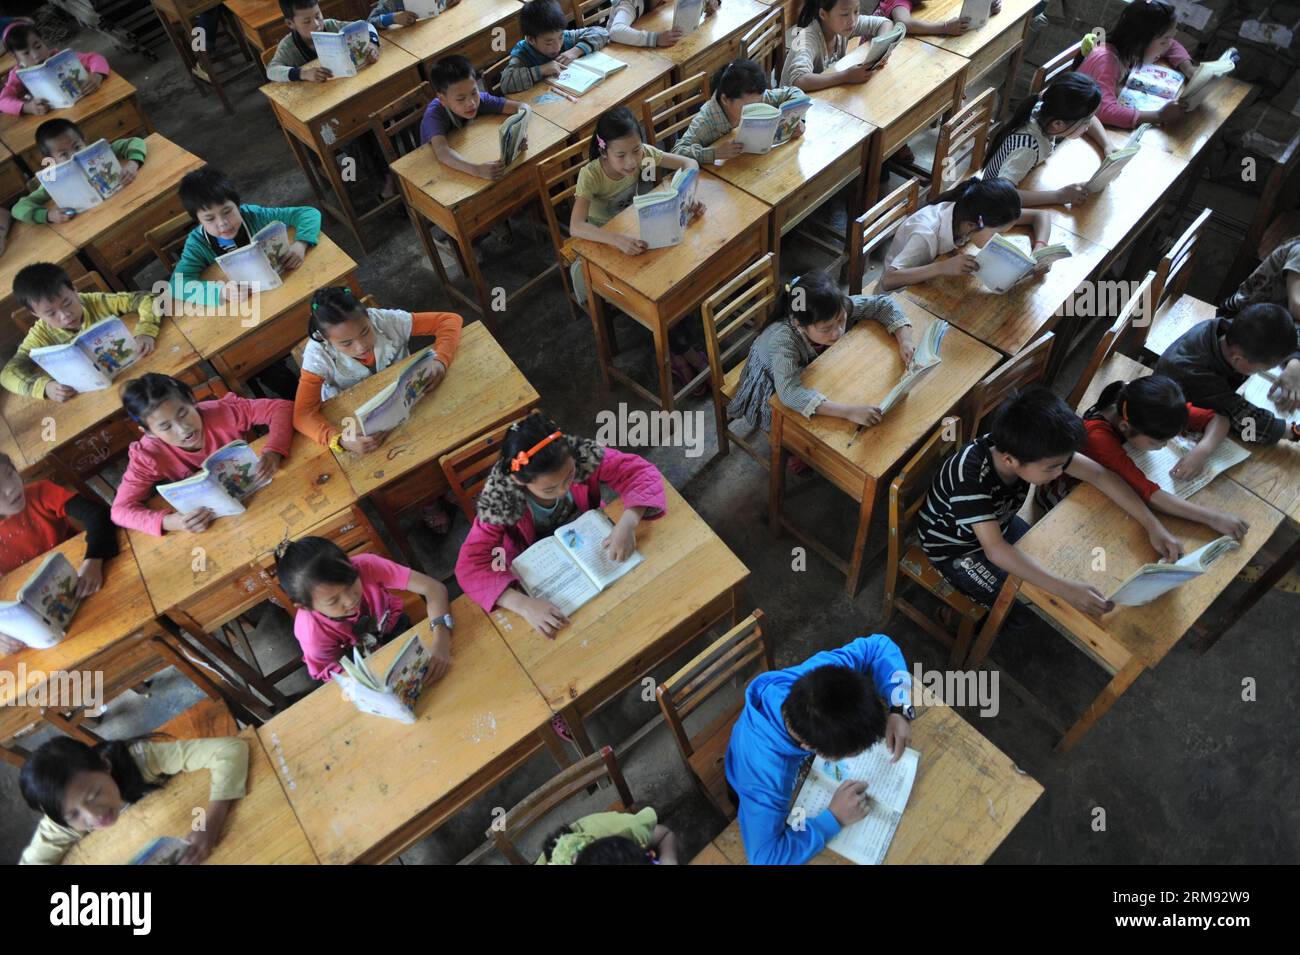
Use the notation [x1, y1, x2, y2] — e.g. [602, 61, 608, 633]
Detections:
[0, 453, 119, 656]
[454, 412, 666, 634]
[1155, 304, 1300, 443]
[672, 59, 806, 163]
[421, 55, 531, 181]
[0, 20, 109, 116]
[983, 72, 1110, 207]
[728, 271, 913, 460]
[267, 1, 381, 82]
[1034, 375, 1249, 539]
[537, 808, 679, 864]
[725, 634, 913, 866]
[17, 732, 249, 865]
[607, 0, 719, 49]
[920, 387, 1184, 625]
[1077, 0, 1194, 129]
[368, 0, 461, 28]
[499, 0, 611, 95]
[111, 374, 294, 536]
[781, 0, 896, 92]
[12, 119, 148, 225]
[1, 263, 161, 400]
[879, 177, 1053, 291]
[1223, 235, 1300, 327]
[275, 535, 453, 682]
[873, 0, 999, 37]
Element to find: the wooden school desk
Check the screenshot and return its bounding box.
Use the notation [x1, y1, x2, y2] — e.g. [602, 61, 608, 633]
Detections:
[629, 0, 769, 84]
[64, 728, 320, 864]
[260, 39, 424, 250]
[705, 99, 873, 280]
[0, 222, 83, 346]
[45, 133, 205, 289]
[0, 141, 24, 204]
[814, 37, 967, 205]
[768, 300, 1000, 596]
[512, 46, 675, 141]
[964, 478, 1284, 753]
[701, 702, 1043, 864]
[389, 110, 569, 324]
[258, 596, 556, 864]
[488, 483, 750, 756]
[320, 321, 539, 556]
[1103, 77, 1254, 165]
[0, 72, 151, 176]
[227, 0, 367, 55]
[171, 232, 361, 393]
[574, 174, 770, 412]
[382, 0, 525, 74]
[911, 0, 1039, 120]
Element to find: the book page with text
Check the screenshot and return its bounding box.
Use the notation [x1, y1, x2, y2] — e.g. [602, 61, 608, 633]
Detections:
[512, 536, 601, 616]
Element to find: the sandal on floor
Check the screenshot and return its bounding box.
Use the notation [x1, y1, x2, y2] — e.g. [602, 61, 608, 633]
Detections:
[550, 714, 575, 742]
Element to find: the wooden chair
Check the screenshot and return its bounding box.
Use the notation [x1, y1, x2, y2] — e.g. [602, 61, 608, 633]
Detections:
[489, 745, 635, 864]
[1217, 129, 1300, 300]
[739, 5, 786, 84]
[571, 0, 615, 26]
[481, 55, 510, 96]
[930, 88, 995, 203]
[153, 1, 259, 114]
[1067, 271, 1156, 409]
[656, 611, 772, 818]
[536, 137, 596, 321]
[145, 212, 196, 273]
[1030, 40, 1084, 95]
[641, 72, 710, 151]
[370, 81, 435, 165]
[260, 44, 276, 70]
[959, 331, 1055, 442]
[847, 178, 920, 295]
[1141, 208, 1216, 361]
[700, 253, 778, 466]
[439, 419, 528, 520]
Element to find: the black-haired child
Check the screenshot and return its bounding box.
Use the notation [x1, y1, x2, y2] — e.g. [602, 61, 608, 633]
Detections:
[673, 58, 806, 164]
[500, 0, 610, 95]
[874, 0, 1000, 37]
[368, 0, 461, 29]
[781, 0, 896, 92]
[12, 118, 147, 225]
[536, 808, 678, 864]
[1077, 0, 1195, 129]
[267, 0, 380, 83]
[1, 19, 109, 116]
[420, 55, 531, 181]
[608, 0, 718, 49]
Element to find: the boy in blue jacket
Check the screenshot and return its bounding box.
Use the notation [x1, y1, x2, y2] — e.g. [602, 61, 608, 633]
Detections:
[725, 634, 913, 865]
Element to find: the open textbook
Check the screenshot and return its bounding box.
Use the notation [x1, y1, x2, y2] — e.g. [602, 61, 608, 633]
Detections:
[634, 166, 699, 249]
[960, 0, 993, 30]
[36, 138, 124, 212]
[672, 0, 706, 34]
[1239, 369, 1298, 426]
[1123, 433, 1250, 500]
[17, 49, 94, 109]
[789, 742, 920, 865]
[29, 317, 139, 393]
[156, 440, 270, 519]
[1179, 49, 1238, 110]
[734, 94, 812, 154]
[879, 319, 947, 414]
[862, 22, 906, 68]
[313, 21, 372, 78]
[131, 836, 190, 865]
[973, 234, 1071, 293]
[1084, 123, 1151, 193]
[336, 632, 433, 723]
[0, 552, 81, 650]
[216, 220, 291, 291]
[511, 509, 644, 616]
[551, 51, 627, 96]
[1118, 49, 1236, 112]
[499, 107, 530, 165]
[1107, 535, 1239, 607]
[354, 347, 441, 435]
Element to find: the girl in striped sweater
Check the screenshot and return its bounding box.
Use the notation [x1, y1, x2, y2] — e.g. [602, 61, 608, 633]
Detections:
[673, 59, 806, 164]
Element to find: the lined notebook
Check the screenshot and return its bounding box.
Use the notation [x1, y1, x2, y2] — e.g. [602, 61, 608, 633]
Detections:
[1123, 435, 1250, 500]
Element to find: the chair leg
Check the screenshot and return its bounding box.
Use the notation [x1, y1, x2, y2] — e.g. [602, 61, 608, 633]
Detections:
[965, 577, 1018, 669]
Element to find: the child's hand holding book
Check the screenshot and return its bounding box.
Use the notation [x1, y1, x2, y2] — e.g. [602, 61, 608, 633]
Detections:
[940, 251, 980, 276]
[613, 233, 650, 255]
[1063, 580, 1114, 617]
[135, 333, 156, 357]
[392, 9, 419, 25]
[299, 65, 334, 82]
[254, 450, 283, 485]
[119, 160, 142, 188]
[829, 779, 871, 826]
[75, 558, 105, 598]
[1052, 183, 1090, 205]
[477, 159, 506, 180]
[280, 240, 308, 271]
[46, 383, 78, 402]
[22, 97, 51, 115]
[162, 507, 217, 534]
[81, 72, 105, 96]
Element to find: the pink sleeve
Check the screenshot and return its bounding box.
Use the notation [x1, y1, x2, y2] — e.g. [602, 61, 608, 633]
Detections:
[1079, 47, 1140, 129]
[222, 393, 296, 457]
[353, 552, 413, 590]
[595, 448, 667, 520]
[1165, 40, 1191, 68]
[293, 614, 344, 682]
[875, 0, 912, 16]
[78, 51, 110, 76]
[110, 442, 168, 537]
[0, 70, 27, 115]
[455, 518, 519, 612]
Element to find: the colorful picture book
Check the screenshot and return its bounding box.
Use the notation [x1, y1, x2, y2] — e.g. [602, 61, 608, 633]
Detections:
[734, 94, 813, 154]
[336, 631, 433, 724]
[633, 165, 699, 249]
[0, 552, 82, 650]
[672, 0, 706, 34]
[29, 317, 139, 393]
[499, 107, 530, 165]
[131, 836, 190, 865]
[36, 138, 124, 212]
[313, 21, 372, 78]
[1117, 62, 1184, 112]
[16, 49, 93, 109]
[1084, 124, 1151, 193]
[973, 234, 1072, 293]
[215, 220, 291, 292]
[354, 347, 441, 435]
[1107, 535, 1240, 607]
[879, 320, 948, 414]
[156, 440, 270, 520]
[551, 51, 627, 96]
[862, 22, 906, 68]
[1123, 433, 1250, 500]
[511, 509, 644, 616]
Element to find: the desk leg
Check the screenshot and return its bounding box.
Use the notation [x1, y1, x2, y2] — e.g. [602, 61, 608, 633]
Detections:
[844, 475, 877, 597]
[584, 262, 616, 390]
[313, 135, 369, 251]
[451, 221, 499, 333]
[167, 610, 290, 711]
[768, 410, 787, 534]
[964, 575, 1020, 669]
[558, 702, 597, 758]
[282, 125, 328, 203]
[999, 38, 1027, 121]
[864, 136, 885, 207]
[653, 313, 675, 413]
[1056, 657, 1143, 754]
[537, 723, 576, 769]
[151, 632, 267, 725]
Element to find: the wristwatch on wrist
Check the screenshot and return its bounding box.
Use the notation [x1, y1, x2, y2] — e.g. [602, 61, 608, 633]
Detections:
[889, 704, 915, 722]
[430, 613, 454, 633]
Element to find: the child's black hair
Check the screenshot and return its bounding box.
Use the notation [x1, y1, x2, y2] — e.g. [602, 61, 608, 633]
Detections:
[796, 0, 848, 29]
[279, 0, 321, 18]
[35, 118, 83, 157]
[590, 106, 642, 160]
[430, 54, 477, 93]
[13, 262, 75, 309]
[20, 736, 164, 829]
[308, 286, 367, 343]
[764, 269, 852, 331]
[711, 58, 767, 102]
[782, 665, 886, 760]
[1223, 304, 1298, 365]
[119, 373, 197, 426]
[498, 411, 574, 481]
[1089, 375, 1188, 442]
[931, 177, 1022, 231]
[988, 385, 1085, 463]
[988, 72, 1102, 160]
[274, 536, 359, 607]
[575, 836, 654, 864]
[1107, 0, 1178, 69]
[179, 167, 242, 219]
[520, 0, 567, 39]
[2, 22, 40, 54]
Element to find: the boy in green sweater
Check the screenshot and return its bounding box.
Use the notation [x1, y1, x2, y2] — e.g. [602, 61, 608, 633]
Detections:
[1, 262, 161, 401]
[13, 118, 147, 225]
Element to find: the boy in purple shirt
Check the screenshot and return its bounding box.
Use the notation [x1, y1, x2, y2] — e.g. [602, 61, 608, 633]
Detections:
[420, 55, 531, 181]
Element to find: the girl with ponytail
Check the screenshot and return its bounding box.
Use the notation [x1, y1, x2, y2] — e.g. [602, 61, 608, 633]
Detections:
[1077, 0, 1196, 129]
[781, 0, 896, 91]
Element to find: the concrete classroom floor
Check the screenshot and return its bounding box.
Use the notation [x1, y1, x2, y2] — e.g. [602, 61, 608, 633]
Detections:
[1, 16, 1295, 865]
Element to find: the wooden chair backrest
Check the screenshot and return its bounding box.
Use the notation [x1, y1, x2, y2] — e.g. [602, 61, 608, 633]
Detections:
[439, 419, 525, 520]
[701, 252, 778, 401]
[481, 54, 510, 96]
[966, 331, 1055, 435]
[847, 178, 920, 295]
[145, 212, 196, 273]
[931, 87, 996, 202]
[1030, 40, 1084, 94]
[571, 0, 614, 27]
[535, 137, 594, 258]
[260, 45, 276, 70]
[739, 6, 786, 83]
[1151, 207, 1211, 309]
[1068, 271, 1156, 407]
[642, 72, 710, 151]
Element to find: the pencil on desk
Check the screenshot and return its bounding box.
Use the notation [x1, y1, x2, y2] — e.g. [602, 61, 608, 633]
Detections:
[546, 85, 579, 103]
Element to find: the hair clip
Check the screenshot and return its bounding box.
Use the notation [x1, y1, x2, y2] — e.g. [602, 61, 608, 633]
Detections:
[596, 134, 607, 150]
[976, 215, 985, 229]
[510, 431, 562, 472]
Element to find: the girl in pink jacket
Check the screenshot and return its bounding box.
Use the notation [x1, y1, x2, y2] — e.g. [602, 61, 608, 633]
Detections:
[111, 374, 294, 537]
[1, 21, 110, 116]
[454, 412, 667, 636]
[1077, 0, 1195, 130]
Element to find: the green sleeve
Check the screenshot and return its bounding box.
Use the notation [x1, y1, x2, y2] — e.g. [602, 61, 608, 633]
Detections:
[249, 203, 323, 247]
[170, 228, 224, 306]
[12, 185, 51, 224]
[137, 737, 250, 802]
[112, 137, 149, 164]
[0, 325, 54, 398]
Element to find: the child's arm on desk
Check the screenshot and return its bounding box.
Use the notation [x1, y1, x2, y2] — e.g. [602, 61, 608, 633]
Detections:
[248, 203, 321, 268]
[223, 394, 294, 481]
[569, 196, 648, 256]
[65, 491, 120, 596]
[111, 444, 214, 536]
[429, 133, 505, 181]
[971, 519, 1114, 616]
[405, 569, 453, 682]
[1066, 452, 1183, 560]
